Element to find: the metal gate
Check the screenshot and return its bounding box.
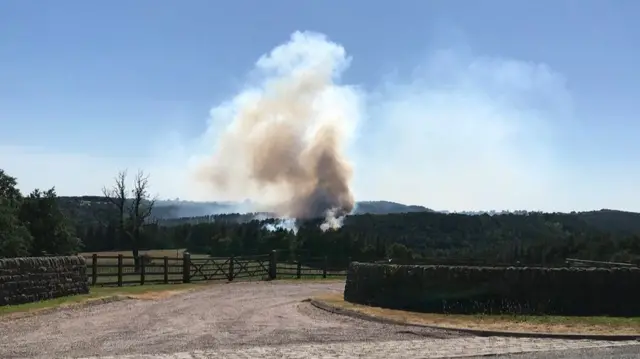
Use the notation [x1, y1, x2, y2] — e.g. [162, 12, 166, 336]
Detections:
[187, 254, 271, 282]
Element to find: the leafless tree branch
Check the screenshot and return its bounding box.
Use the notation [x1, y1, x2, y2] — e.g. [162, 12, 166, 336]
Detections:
[101, 170, 128, 230]
[102, 169, 156, 270]
[102, 170, 127, 215]
[129, 170, 155, 225]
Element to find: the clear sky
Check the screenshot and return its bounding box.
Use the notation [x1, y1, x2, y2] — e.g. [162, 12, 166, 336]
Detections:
[1, 0, 639, 212]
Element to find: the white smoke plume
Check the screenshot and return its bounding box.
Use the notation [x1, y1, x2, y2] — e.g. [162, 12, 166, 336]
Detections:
[4, 31, 586, 216]
[263, 218, 299, 234]
[251, 213, 299, 234]
[194, 32, 360, 230]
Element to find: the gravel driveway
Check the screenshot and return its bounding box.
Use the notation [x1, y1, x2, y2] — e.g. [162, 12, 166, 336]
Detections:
[0, 281, 637, 359]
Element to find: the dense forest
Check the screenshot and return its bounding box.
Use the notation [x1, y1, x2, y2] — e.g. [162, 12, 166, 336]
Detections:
[1, 168, 640, 266]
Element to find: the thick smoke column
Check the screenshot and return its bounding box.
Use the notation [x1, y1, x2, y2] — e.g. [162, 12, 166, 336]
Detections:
[194, 32, 359, 230]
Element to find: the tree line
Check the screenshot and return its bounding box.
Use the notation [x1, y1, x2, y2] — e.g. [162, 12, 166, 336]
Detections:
[2, 168, 640, 266]
[0, 169, 80, 257]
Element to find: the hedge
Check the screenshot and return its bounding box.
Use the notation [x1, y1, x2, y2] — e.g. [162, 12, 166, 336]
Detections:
[343, 262, 640, 316]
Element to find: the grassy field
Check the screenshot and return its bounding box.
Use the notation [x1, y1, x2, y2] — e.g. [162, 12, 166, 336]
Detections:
[81, 249, 194, 285]
[80, 249, 346, 285]
[0, 283, 207, 317]
[314, 294, 640, 336]
[79, 248, 203, 261]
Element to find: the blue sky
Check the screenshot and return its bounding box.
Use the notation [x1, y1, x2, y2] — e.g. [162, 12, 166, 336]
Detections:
[1, 0, 639, 212]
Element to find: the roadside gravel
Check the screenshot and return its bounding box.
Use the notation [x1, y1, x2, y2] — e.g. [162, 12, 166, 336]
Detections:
[0, 281, 463, 358]
[463, 345, 640, 359]
[1, 280, 637, 359]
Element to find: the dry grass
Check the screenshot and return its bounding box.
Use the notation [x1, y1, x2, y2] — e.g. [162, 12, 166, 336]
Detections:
[314, 294, 640, 336]
[0, 283, 208, 318]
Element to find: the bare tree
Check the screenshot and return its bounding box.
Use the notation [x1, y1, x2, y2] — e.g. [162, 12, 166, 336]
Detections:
[102, 170, 127, 251]
[103, 169, 156, 271]
[128, 170, 156, 269]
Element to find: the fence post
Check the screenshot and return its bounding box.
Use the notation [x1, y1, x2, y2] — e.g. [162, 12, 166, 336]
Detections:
[140, 257, 146, 285]
[228, 256, 235, 281]
[117, 254, 123, 287]
[163, 256, 169, 284]
[91, 254, 98, 286]
[296, 255, 302, 279]
[269, 250, 277, 280]
[323, 256, 328, 279]
[182, 252, 191, 283]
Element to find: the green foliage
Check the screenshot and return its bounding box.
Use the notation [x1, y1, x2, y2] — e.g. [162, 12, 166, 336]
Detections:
[19, 188, 82, 256]
[0, 170, 32, 257]
[343, 262, 640, 316]
[0, 169, 80, 258]
[60, 198, 640, 266]
[386, 243, 413, 261]
[3, 170, 640, 269]
[0, 204, 33, 257]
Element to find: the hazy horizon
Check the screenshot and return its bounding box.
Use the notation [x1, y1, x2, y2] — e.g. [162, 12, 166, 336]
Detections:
[3, 1, 640, 213]
[60, 195, 628, 216]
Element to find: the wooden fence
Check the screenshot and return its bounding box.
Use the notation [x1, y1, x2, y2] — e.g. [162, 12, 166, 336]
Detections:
[565, 258, 639, 268]
[85, 251, 634, 287]
[84, 250, 348, 286]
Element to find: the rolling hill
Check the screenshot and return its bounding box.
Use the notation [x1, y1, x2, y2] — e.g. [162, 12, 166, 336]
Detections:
[56, 196, 640, 235]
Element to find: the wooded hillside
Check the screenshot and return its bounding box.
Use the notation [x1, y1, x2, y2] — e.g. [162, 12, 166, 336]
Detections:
[2, 169, 639, 266]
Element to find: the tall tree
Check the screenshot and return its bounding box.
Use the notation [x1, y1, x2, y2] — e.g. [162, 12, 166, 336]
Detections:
[0, 169, 32, 257]
[128, 170, 156, 268]
[102, 170, 127, 250]
[19, 187, 82, 256]
[103, 170, 156, 269]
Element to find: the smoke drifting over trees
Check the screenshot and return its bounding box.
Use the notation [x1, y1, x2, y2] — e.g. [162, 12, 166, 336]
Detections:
[195, 32, 359, 229]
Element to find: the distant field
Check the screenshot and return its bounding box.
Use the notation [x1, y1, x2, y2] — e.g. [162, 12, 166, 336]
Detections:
[79, 248, 201, 260]
[80, 249, 346, 285]
[80, 249, 209, 285]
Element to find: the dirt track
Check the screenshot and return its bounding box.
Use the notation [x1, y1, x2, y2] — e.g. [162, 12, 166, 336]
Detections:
[0, 281, 465, 358]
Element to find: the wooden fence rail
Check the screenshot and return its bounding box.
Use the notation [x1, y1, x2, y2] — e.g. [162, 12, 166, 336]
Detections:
[84, 250, 348, 287]
[565, 258, 638, 268]
[85, 252, 618, 287]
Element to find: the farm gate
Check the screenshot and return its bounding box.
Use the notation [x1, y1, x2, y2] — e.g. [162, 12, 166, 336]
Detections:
[185, 254, 272, 282]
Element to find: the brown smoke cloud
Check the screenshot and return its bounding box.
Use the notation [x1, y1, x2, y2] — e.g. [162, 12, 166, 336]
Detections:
[193, 32, 358, 229]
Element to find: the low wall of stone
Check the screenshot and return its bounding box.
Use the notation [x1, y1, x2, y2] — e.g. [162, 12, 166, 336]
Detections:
[0, 256, 89, 306]
[344, 262, 640, 316]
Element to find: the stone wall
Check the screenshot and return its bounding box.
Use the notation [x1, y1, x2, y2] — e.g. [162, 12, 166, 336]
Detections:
[0, 256, 89, 306]
[344, 262, 640, 316]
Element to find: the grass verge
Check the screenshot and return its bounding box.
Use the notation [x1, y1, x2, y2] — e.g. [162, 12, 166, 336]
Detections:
[0, 283, 206, 318]
[313, 294, 640, 336]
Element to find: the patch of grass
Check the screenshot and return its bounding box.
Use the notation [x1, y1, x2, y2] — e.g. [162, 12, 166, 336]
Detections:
[276, 262, 346, 279]
[0, 283, 206, 317]
[314, 294, 640, 336]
